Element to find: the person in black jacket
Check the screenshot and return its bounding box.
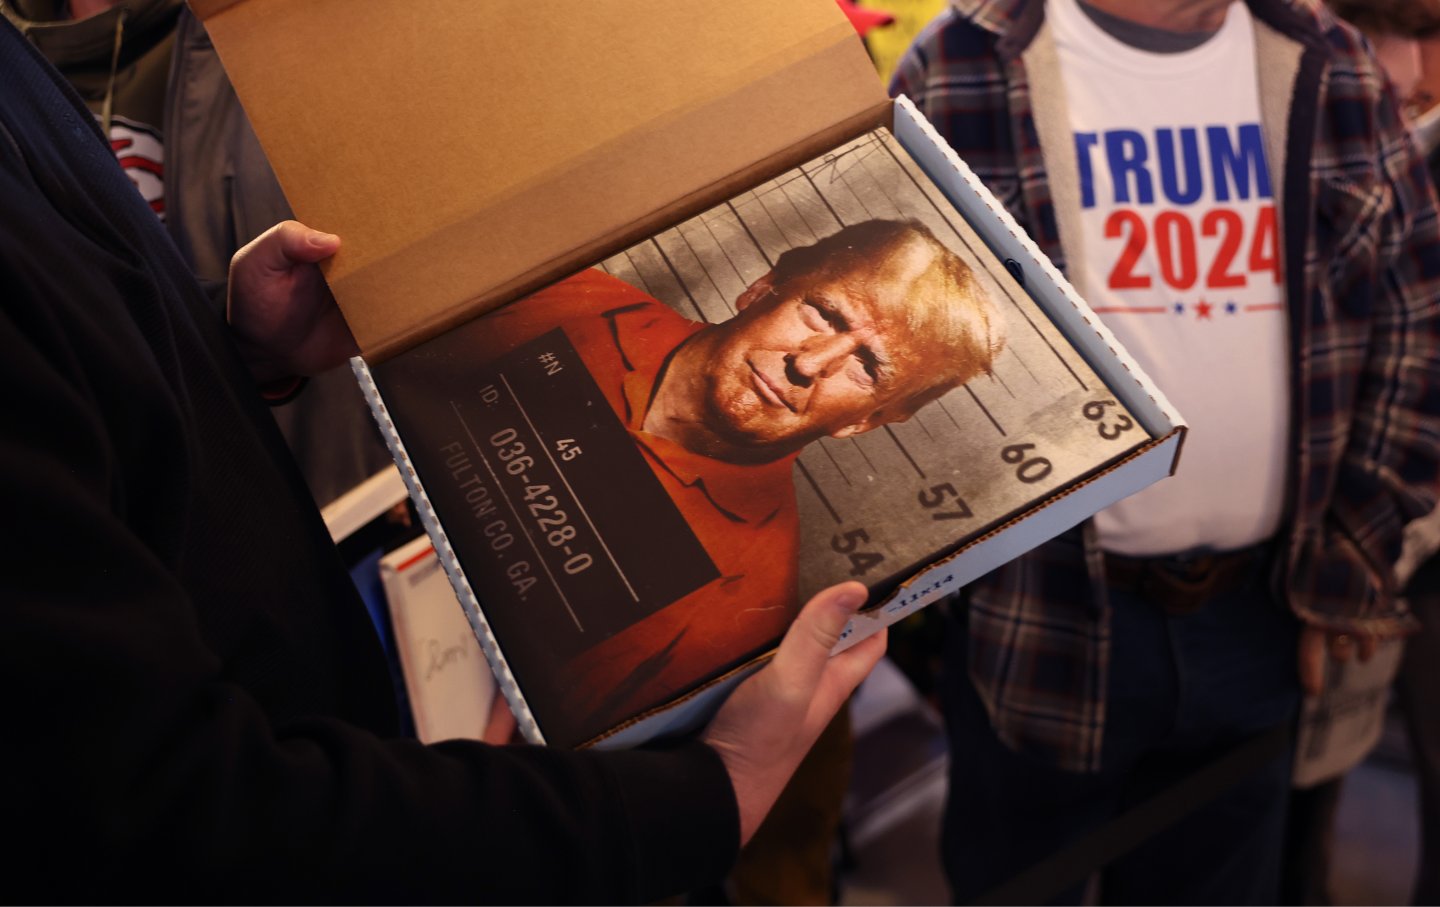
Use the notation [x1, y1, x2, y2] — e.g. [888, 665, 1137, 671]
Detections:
[0, 16, 885, 904]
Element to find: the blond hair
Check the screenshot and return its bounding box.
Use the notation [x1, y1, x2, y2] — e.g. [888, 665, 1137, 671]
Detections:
[769, 219, 1006, 412]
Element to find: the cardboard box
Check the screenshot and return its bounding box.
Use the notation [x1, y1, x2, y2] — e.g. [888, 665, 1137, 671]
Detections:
[194, 0, 1185, 749]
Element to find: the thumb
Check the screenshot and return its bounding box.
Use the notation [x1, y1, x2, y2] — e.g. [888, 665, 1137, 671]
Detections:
[244, 220, 341, 273]
[767, 581, 868, 697]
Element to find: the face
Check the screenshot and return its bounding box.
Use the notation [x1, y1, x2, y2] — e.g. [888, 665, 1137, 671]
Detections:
[698, 241, 948, 455]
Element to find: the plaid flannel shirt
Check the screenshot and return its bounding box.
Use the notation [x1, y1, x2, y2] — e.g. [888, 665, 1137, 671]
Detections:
[893, 0, 1440, 772]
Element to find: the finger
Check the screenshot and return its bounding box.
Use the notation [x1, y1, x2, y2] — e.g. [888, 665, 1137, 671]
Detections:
[277, 220, 340, 265]
[827, 626, 887, 681]
[809, 629, 887, 718]
[1357, 634, 1377, 663]
[768, 581, 868, 698]
[1298, 625, 1327, 696]
[241, 220, 340, 273]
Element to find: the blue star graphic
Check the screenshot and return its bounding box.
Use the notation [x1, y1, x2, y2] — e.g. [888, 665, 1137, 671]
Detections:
[1173, 301, 1185, 315]
[1225, 300, 1238, 315]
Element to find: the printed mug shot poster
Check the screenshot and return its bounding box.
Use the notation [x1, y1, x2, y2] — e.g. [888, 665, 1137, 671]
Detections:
[371, 128, 1147, 746]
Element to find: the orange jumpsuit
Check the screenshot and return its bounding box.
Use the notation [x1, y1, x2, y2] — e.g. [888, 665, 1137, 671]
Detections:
[474, 269, 802, 743]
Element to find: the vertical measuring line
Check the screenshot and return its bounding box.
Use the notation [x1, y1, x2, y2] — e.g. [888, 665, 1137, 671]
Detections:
[913, 410, 937, 443]
[774, 172, 833, 242]
[699, 210, 748, 318]
[621, 249, 655, 295]
[630, 243, 684, 306]
[963, 385, 1008, 436]
[727, 199, 776, 268]
[749, 187, 803, 249]
[883, 425, 926, 477]
[990, 369, 1018, 400]
[796, 460, 843, 525]
[850, 436, 879, 475]
[674, 222, 733, 319]
[751, 183, 817, 248]
[801, 161, 848, 227]
[876, 136, 1089, 391]
[938, 399, 966, 434]
[874, 134, 971, 245]
[844, 145, 908, 221]
[831, 153, 877, 219]
[813, 440, 854, 487]
[650, 237, 710, 324]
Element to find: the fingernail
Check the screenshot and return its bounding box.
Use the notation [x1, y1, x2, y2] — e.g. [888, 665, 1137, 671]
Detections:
[308, 231, 340, 247]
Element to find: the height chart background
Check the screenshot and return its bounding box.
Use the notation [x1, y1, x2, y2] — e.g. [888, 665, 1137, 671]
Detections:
[370, 127, 1152, 744]
[599, 129, 1147, 599]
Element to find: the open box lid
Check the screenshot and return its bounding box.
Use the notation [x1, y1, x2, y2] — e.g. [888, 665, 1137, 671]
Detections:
[190, 0, 889, 361]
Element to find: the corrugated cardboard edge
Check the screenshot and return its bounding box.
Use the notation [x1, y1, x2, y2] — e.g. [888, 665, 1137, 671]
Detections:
[834, 428, 1186, 650]
[349, 99, 1190, 750]
[582, 653, 774, 749]
[580, 101, 1193, 745]
[361, 98, 893, 362]
[351, 357, 549, 747]
[581, 430, 1185, 747]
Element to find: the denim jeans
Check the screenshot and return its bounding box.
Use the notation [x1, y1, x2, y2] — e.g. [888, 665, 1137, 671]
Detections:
[940, 553, 1300, 905]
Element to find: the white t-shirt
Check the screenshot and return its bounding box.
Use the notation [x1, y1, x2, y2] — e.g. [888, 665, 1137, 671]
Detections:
[1048, 0, 1289, 556]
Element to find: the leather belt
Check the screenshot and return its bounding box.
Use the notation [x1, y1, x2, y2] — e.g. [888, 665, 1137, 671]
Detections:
[1102, 543, 1271, 615]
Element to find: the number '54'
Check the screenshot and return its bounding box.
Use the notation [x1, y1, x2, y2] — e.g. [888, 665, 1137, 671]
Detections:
[831, 528, 885, 578]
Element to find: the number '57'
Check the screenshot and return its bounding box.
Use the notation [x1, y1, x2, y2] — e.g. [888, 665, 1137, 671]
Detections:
[918, 483, 973, 521]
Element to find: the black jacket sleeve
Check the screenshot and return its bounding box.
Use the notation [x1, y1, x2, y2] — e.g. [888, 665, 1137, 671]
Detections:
[0, 24, 738, 902]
